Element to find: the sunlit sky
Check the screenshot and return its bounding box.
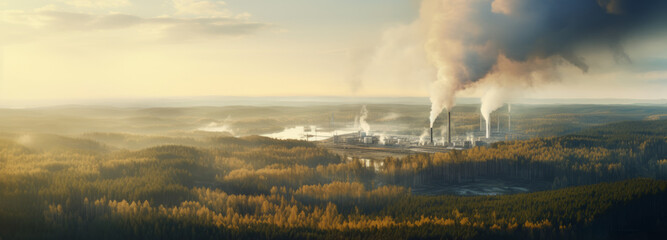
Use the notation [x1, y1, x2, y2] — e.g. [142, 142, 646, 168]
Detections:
[1, 0, 666, 102]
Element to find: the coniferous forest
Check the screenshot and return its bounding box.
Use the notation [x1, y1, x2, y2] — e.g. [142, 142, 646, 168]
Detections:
[0, 119, 665, 239]
[4, 0, 667, 238]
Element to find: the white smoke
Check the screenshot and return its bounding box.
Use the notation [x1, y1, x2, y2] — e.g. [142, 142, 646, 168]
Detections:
[480, 88, 507, 138]
[477, 56, 556, 134]
[353, 115, 360, 129]
[198, 116, 235, 136]
[466, 132, 476, 145]
[429, 80, 456, 127]
[358, 105, 370, 135]
[378, 134, 387, 145]
[439, 122, 448, 144]
[423, 0, 485, 127]
[418, 128, 429, 146]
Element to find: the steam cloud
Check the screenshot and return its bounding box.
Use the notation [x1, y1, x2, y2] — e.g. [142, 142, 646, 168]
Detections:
[358, 105, 370, 135]
[480, 88, 507, 138]
[440, 122, 448, 142]
[418, 128, 430, 146]
[353, 115, 360, 130]
[198, 116, 236, 136]
[419, 0, 667, 126]
[378, 134, 387, 145]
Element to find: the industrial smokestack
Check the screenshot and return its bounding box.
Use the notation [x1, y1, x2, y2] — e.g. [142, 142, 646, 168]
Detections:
[485, 118, 490, 138]
[430, 127, 433, 145]
[448, 111, 451, 144]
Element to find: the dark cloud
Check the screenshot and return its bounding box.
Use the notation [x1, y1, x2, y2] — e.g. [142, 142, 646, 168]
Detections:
[451, 0, 667, 83]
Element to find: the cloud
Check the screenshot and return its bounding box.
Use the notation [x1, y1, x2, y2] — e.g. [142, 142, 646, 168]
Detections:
[429, 0, 667, 85]
[417, 0, 667, 122]
[491, 0, 520, 15]
[0, 8, 271, 44]
[59, 0, 131, 8]
[173, 0, 233, 17]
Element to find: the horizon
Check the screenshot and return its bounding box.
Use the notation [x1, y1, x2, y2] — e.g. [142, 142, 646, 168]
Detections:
[1, 95, 665, 109]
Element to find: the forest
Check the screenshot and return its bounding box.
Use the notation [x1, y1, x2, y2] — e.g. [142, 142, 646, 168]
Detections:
[0, 119, 665, 239]
[379, 120, 667, 188]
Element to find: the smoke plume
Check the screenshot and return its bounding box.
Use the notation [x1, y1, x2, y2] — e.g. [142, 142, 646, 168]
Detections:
[378, 134, 387, 145]
[440, 124, 447, 140]
[429, 80, 456, 127]
[198, 115, 235, 136]
[358, 105, 370, 135]
[418, 128, 430, 146]
[466, 132, 476, 145]
[481, 88, 507, 138]
[353, 115, 360, 130]
[419, 0, 667, 125]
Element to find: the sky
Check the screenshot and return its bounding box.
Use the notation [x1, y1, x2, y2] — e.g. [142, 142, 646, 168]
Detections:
[0, 0, 666, 103]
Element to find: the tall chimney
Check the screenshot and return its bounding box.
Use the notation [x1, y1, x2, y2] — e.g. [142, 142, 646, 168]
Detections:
[448, 111, 452, 144]
[430, 127, 433, 145]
